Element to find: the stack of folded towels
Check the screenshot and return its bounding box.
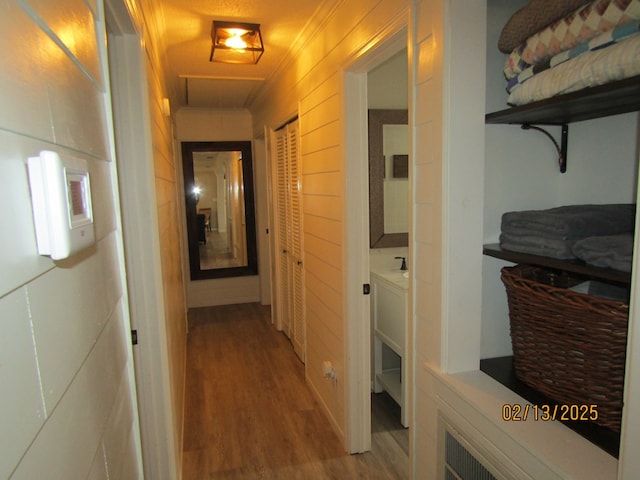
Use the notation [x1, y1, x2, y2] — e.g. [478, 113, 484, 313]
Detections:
[500, 204, 636, 271]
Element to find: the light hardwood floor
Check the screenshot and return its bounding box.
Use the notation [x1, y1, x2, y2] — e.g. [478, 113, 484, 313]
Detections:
[182, 303, 409, 479]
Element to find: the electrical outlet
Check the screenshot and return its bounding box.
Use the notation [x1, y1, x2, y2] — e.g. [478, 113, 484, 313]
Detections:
[322, 360, 338, 387]
[322, 360, 334, 378]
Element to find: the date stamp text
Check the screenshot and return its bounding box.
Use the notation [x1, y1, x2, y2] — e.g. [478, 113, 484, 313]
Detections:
[501, 404, 598, 422]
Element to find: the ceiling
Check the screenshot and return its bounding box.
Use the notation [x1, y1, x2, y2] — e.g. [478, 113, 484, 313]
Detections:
[159, 0, 325, 110]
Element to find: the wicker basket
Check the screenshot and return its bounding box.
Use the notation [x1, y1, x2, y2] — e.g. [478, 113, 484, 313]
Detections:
[501, 264, 629, 432]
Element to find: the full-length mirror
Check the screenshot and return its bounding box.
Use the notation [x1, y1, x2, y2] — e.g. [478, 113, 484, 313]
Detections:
[368, 109, 409, 248]
[182, 141, 258, 279]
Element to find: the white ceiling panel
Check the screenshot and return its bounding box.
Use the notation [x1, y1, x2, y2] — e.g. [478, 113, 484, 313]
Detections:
[184, 77, 265, 109]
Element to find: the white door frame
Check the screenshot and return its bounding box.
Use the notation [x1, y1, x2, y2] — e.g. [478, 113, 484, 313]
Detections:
[343, 18, 409, 453]
[253, 136, 272, 306]
[104, 1, 179, 478]
[263, 126, 278, 324]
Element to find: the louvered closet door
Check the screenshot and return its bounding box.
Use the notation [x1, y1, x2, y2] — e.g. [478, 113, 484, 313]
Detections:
[287, 122, 305, 361]
[269, 120, 305, 362]
[274, 128, 291, 337]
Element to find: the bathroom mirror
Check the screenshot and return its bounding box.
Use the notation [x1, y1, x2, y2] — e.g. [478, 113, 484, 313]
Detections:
[182, 141, 258, 280]
[368, 109, 409, 248]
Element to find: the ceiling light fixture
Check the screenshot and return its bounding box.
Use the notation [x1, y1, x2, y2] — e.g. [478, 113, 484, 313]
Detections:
[210, 21, 264, 65]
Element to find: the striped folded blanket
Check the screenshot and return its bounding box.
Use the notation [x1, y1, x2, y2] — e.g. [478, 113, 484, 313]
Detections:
[507, 31, 640, 105]
[504, 0, 640, 80]
[507, 22, 640, 92]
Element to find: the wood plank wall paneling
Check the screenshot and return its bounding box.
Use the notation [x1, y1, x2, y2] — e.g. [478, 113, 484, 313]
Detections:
[250, 0, 410, 443]
[305, 289, 343, 340]
[252, 1, 408, 133]
[412, 0, 443, 478]
[303, 214, 342, 246]
[136, 0, 188, 466]
[148, 59, 187, 467]
[304, 270, 343, 321]
[301, 147, 342, 175]
[305, 307, 344, 365]
[299, 77, 340, 120]
[413, 0, 443, 367]
[0, 0, 142, 477]
[303, 242, 343, 280]
[303, 194, 343, 222]
[301, 120, 343, 155]
[301, 95, 342, 134]
[89, 160, 118, 240]
[304, 170, 343, 197]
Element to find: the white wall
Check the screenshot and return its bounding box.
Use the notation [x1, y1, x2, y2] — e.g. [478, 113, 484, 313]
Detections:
[175, 108, 263, 307]
[368, 49, 409, 109]
[0, 0, 140, 478]
[411, 0, 488, 475]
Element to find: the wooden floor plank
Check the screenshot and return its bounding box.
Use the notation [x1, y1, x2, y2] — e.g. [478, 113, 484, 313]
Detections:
[182, 303, 408, 479]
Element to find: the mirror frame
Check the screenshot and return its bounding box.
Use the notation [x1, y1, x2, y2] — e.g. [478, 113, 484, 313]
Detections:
[181, 141, 258, 280]
[368, 109, 409, 248]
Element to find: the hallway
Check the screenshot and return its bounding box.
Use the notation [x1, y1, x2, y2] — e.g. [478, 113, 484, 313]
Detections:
[182, 303, 408, 479]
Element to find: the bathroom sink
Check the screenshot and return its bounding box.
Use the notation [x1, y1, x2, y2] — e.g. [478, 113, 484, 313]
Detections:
[370, 270, 408, 289]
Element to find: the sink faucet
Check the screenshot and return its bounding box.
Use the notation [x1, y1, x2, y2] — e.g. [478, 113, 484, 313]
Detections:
[395, 256, 408, 271]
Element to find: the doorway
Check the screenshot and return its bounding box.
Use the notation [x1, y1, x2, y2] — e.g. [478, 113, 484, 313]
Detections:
[344, 22, 410, 456]
[104, 1, 178, 477]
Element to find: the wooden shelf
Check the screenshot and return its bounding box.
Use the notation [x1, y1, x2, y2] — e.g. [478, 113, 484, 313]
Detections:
[485, 75, 640, 126]
[483, 243, 631, 285]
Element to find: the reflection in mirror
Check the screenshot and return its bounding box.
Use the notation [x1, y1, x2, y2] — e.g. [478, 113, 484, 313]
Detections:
[368, 109, 409, 248]
[383, 124, 409, 233]
[182, 141, 258, 280]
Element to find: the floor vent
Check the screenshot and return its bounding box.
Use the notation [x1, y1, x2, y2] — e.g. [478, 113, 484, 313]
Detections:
[444, 430, 498, 480]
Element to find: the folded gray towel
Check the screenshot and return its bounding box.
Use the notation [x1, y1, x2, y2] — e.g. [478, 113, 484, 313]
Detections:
[501, 204, 636, 240]
[572, 233, 634, 272]
[499, 233, 576, 259]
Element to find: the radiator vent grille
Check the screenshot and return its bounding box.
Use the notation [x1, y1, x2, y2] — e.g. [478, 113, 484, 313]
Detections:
[445, 430, 498, 480]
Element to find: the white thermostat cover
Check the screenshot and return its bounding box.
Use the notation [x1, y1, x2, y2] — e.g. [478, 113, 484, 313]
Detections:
[27, 151, 95, 260]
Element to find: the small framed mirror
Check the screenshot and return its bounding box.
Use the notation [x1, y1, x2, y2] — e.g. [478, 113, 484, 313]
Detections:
[182, 141, 258, 280]
[368, 109, 409, 248]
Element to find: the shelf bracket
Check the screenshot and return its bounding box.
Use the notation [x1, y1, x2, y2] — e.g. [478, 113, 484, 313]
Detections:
[521, 123, 568, 173]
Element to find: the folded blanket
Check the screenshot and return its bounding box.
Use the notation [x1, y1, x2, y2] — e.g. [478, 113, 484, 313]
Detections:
[499, 232, 577, 259]
[572, 233, 634, 271]
[507, 22, 640, 93]
[498, 0, 592, 53]
[504, 0, 640, 80]
[501, 204, 636, 239]
[507, 32, 640, 105]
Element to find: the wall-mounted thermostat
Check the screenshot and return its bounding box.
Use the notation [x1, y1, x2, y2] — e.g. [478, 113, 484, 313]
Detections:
[27, 151, 95, 260]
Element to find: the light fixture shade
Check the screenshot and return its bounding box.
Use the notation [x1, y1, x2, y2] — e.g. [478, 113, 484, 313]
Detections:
[210, 21, 264, 65]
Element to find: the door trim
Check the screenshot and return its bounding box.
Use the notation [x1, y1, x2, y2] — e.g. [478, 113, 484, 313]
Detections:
[343, 15, 409, 453]
[344, 70, 372, 453]
[104, 1, 179, 477]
